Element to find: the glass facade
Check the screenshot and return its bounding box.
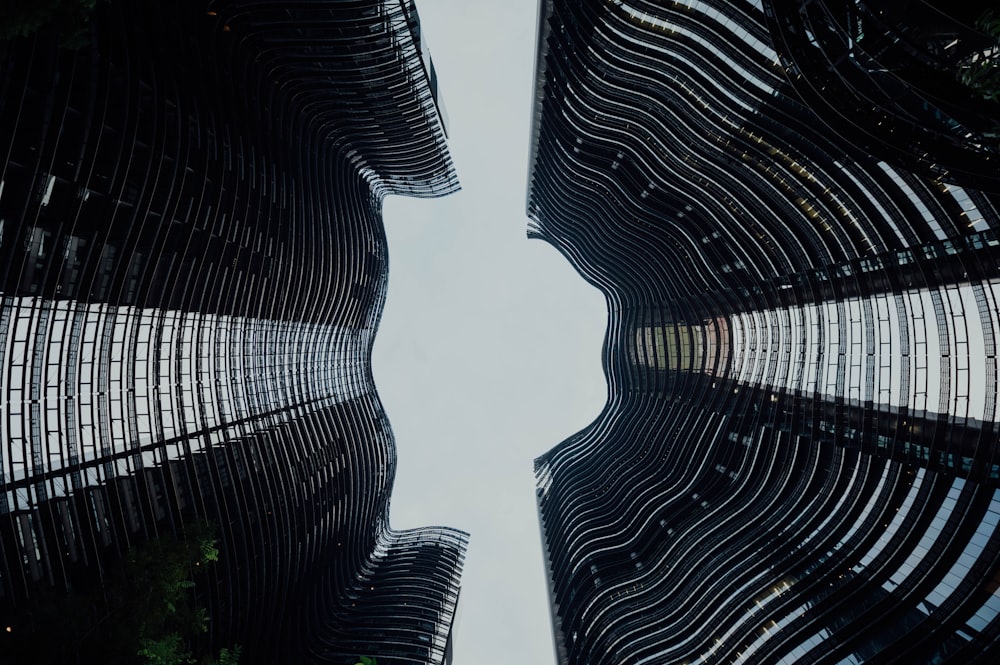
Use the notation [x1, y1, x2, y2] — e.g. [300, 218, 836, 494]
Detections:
[527, 0, 1000, 663]
[0, 2, 466, 664]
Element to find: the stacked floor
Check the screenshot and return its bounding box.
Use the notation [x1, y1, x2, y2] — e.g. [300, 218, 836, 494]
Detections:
[527, 1, 1000, 663]
[0, 1, 465, 663]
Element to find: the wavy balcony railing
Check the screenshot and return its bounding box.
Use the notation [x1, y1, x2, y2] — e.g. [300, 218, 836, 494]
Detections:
[528, 0, 1000, 663]
[0, 2, 465, 663]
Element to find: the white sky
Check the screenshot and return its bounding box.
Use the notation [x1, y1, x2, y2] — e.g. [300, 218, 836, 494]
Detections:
[372, 1, 609, 663]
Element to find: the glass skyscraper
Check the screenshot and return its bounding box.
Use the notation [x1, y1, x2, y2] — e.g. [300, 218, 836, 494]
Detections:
[528, 0, 1000, 663]
[0, 1, 465, 663]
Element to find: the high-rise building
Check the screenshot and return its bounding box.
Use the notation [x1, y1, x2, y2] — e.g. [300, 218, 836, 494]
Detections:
[527, 0, 1000, 663]
[0, 1, 465, 663]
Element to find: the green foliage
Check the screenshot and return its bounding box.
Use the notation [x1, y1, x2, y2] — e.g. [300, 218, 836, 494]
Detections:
[2, 520, 239, 664]
[122, 523, 218, 648]
[122, 522, 234, 665]
[136, 637, 243, 665]
[137, 634, 196, 665]
[959, 60, 1000, 102]
[200, 538, 220, 564]
[0, 0, 67, 39]
[979, 10, 1000, 40]
[210, 645, 242, 665]
[354, 657, 377, 665]
[958, 10, 1000, 102]
[0, 0, 101, 49]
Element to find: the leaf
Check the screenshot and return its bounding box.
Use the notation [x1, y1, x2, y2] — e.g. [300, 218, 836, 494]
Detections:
[137, 634, 195, 665]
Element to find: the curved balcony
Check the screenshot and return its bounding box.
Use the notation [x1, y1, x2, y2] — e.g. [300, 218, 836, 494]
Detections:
[528, 0, 1000, 663]
[0, 2, 465, 664]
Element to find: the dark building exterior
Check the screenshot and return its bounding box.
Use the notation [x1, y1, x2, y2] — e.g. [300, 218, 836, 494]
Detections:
[527, 0, 1000, 663]
[766, 0, 1000, 190]
[0, 1, 465, 663]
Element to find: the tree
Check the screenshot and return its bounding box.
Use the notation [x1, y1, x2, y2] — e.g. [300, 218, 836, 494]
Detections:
[0, 0, 102, 49]
[958, 10, 1000, 102]
[2, 521, 240, 664]
[137, 634, 194, 665]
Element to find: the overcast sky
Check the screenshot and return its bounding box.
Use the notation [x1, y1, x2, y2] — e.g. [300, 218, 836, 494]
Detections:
[371, 1, 609, 663]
